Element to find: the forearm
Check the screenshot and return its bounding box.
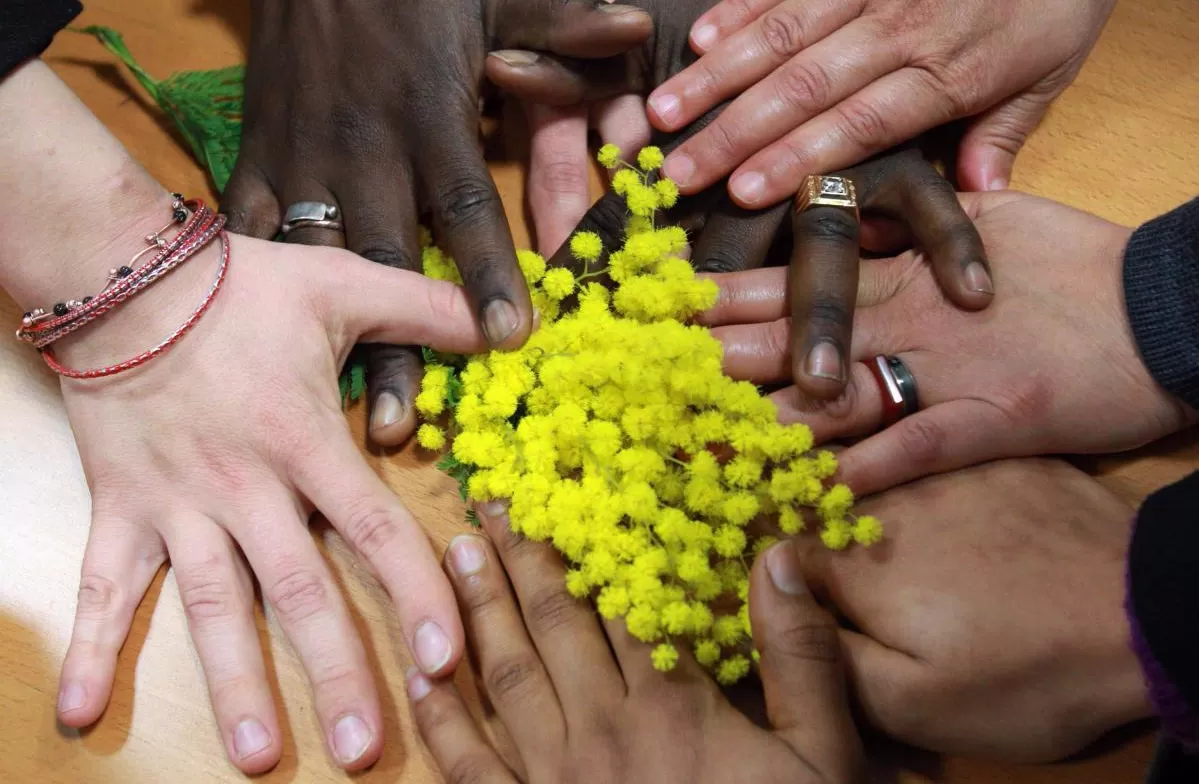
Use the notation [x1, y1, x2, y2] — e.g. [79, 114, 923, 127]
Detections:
[0, 59, 219, 366]
[0, 59, 173, 307]
[1123, 198, 1199, 411]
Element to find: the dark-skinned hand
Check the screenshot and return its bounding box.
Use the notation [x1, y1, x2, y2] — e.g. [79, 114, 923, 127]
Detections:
[485, 0, 993, 400]
[222, 0, 652, 445]
[405, 504, 866, 784]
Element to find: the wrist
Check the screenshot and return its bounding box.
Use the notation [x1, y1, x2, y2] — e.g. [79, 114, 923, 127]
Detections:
[0, 60, 175, 306]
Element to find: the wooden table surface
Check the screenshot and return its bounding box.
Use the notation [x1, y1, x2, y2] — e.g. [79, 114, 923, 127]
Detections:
[2, 0, 1197, 781]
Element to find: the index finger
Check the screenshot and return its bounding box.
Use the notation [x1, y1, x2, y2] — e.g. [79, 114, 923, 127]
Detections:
[290, 424, 465, 679]
[421, 121, 534, 350]
[648, 0, 858, 132]
[789, 203, 862, 399]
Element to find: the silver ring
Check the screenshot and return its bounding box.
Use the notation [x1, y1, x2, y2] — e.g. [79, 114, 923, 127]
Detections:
[886, 356, 919, 417]
[869, 355, 919, 428]
[281, 201, 343, 235]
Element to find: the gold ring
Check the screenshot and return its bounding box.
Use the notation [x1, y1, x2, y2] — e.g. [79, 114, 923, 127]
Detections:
[794, 175, 859, 220]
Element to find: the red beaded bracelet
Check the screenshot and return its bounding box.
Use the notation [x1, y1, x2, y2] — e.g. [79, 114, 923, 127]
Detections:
[41, 228, 230, 380]
[28, 213, 223, 349]
[17, 197, 213, 344]
[14, 194, 231, 380]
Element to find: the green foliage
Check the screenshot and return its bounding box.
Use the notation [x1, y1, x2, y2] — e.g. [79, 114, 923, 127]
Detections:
[435, 450, 480, 526]
[74, 26, 244, 191]
[75, 25, 369, 403]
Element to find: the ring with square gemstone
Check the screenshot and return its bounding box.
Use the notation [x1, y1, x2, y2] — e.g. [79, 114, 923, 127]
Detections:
[793, 175, 859, 220]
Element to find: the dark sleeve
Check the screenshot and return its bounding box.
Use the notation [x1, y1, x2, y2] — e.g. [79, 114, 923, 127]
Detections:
[1123, 198, 1199, 410]
[1, 1, 82, 79]
[1127, 471, 1199, 774]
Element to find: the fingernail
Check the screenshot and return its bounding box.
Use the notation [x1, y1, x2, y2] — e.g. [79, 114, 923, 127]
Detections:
[804, 341, 843, 382]
[599, 3, 644, 14]
[490, 50, 539, 67]
[414, 620, 453, 674]
[405, 666, 433, 703]
[986, 176, 1009, 192]
[649, 93, 681, 125]
[370, 392, 404, 432]
[233, 718, 272, 760]
[57, 681, 86, 713]
[332, 714, 372, 765]
[731, 172, 766, 205]
[692, 24, 718, 51]
[662, 153, 695, 187]
[964, 262, 994, 295]
[766, 542, 809, 597]
[477, 500, 509, 520]
[448, 535, 486, 578]
[483, 299, 519, 345]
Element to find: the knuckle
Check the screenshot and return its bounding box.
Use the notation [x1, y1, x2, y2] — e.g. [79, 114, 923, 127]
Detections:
[484, 655, 543, 703]
[804, 210, 860, 243]
[773, 617, 842, 665]
[309, 662, 362, 695]
[356, 240, 417, 272]
[910, 60, 975, 120]
[457, 574, 507, 618]
[437, 176, 501, 230]
[366, 344, 424, 391]
[759, 8, 808, 60]
[266, 569, 330, 625]
[446, 754, 495, 784]
[342, 505, 401, 561]
[523, 587, 580, 637]
[533, 159, 590, 197]
[895, 415, 947, 469]
[807, 293, 851, 332]
[775, 59, 834, 114]
[833, 99, 892, 151]
[695, 247, 746, 274]
[76, 573, 123, 620]
[178, 566, 240, 629]
[579, 194, 629, 249]
[699, 118, 741, 165]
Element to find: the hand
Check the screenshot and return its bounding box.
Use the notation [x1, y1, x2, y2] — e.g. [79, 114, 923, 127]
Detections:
[405, 504, 865, 783]
[648, 0, 1116, 204]
[790, 459, 1151, 762]
[709, 191, 1197, 494]
[54, 231, 488, 774]
[485, 5, 991, 400]
[223, 0, 652, 446]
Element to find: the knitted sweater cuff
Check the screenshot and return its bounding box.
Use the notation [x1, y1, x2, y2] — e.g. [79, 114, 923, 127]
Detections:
[1127, 583, 1199, 749]
[1123, 198, 1199, 411]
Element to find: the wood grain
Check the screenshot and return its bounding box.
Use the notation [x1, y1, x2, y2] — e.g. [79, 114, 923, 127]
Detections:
[0, 0, 1196, 781]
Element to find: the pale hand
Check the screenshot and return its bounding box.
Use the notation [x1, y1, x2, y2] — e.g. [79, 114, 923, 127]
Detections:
[707, 191, 1196, 495]
[55, 232, 486, 774]
[651, 0, 1116, 205]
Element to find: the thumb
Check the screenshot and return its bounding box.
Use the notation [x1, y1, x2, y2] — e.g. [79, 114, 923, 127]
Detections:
[318, 251, 488, 354]
[750, 542, 862, 779]
[957, 90, 1053, 192]
[837, 629, 930, 745]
